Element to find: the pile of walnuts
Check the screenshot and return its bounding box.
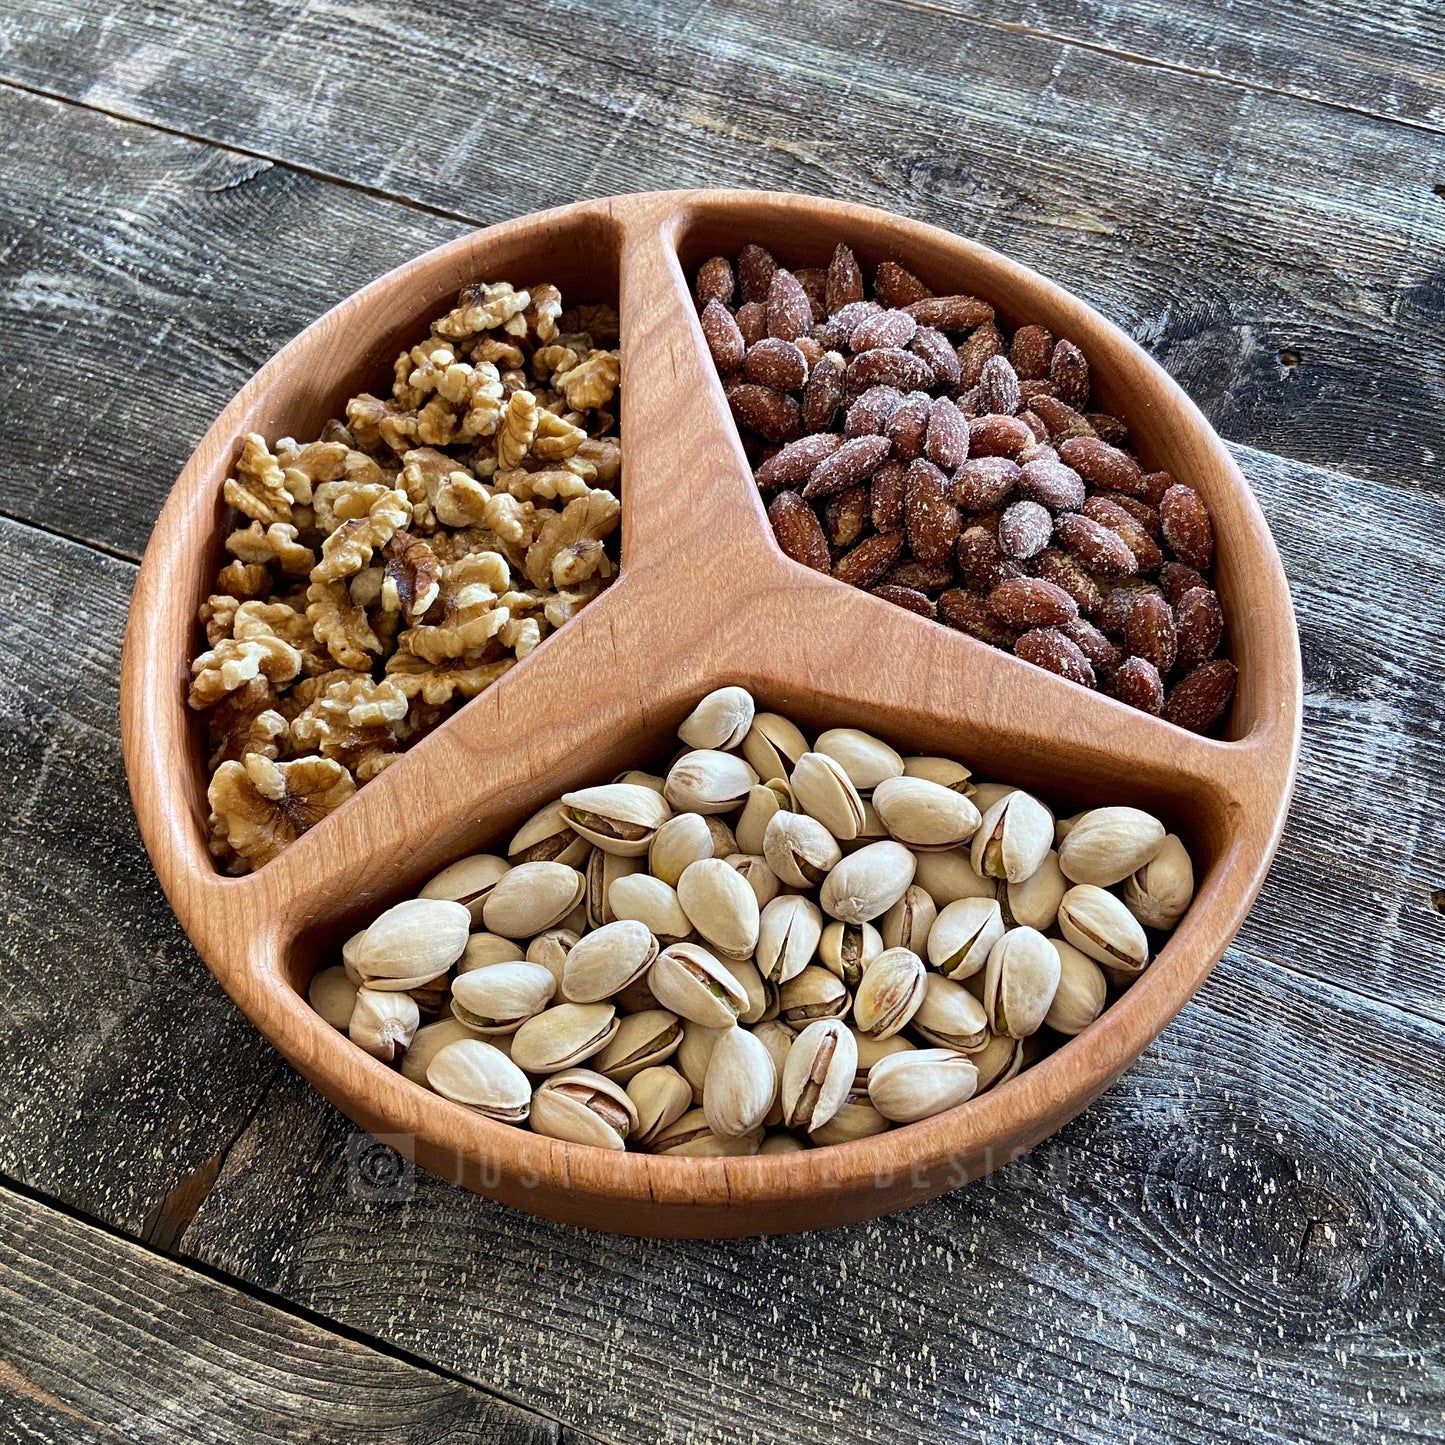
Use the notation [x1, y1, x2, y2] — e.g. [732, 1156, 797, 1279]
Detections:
[190, 281, 622, 873]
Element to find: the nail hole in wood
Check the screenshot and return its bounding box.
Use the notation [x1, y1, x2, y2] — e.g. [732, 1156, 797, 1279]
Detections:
[1278, 348, 1301, 368]
[1430, 888, 1445, 915]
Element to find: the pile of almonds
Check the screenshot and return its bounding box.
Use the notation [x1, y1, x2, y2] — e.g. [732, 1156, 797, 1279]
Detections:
[309, 687, 1195, 1156]
[696, 243, 1237, 732]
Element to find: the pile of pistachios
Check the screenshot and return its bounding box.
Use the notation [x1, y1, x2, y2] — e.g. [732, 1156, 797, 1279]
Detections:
[310, 687, 1195, 1155]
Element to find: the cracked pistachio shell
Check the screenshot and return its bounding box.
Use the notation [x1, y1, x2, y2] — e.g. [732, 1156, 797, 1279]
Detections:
[819, 840, 917, 925]
[872, 776, 983, 851]
[721, 960, 770, 1025]
[459, 933, 527, 973]
[815, 727, 905, 792]
[1058, 884, 1150, 980]
[735, 779, 793, 856]
[592, 1008, 682, 1082]
[911, 848, 997, 906]
[759, 1132, 808, 1154]
[1122, 832, 1195, 931]
[663, 750, 758, 815]
[427, 1038, 531, 1123]
[509, 1002, 619, 1074]
[482, 862, 586, 939]
[627, 1064, 693, 1145]
[401, 1017, 478, 1086]
[607, 872, 692, 944]
[649, 813, 717, 887]
[1045, 939, 1108, 1035]
[649, 1107, 763, 1157]
[561, 919, 659, 1003]
[969, 782, 1018, 814]
[704, 1024, 778, 1138]
[867, 1048, 979, 1123]
[678, 686, 756, 751]
[901, 756, 974, 793]
[586, 847, 643, 929]
[419, 855, 511, 925]
[809, 1090, 892, 1145]
[968, 1029, 1025, 1093]
[819, 920, 883, 988]
[856, 797, 890, 841]
[741, 712, 810, 782]
[928, 896, 1006, 982]
[762, 809, 841, 889]
[911, 972, 989, 1052]
[971, 791, 1055, 884]
[1058, 806, 1167, 888]
[530, 1068, 639, 1150]
[983, 927, 1062, 1039]
[451, 961, 556, 1033]
[349, 987, 420, 1061]
[560, 784, 672, 856]
[752, 1019, 797, 1126]
[791, 751, 867, 840]
[779, 964, 850, 1028]
[675, 858, 760, 960]
[309, 966, 358, 1030]
[880, 884, 938, 955]
[850, 1030, 916, 1089]
[352, 898, 471, 989]
[780, 1019, 858, 1132]
[525, 929, 579, 990]
[676, 1020, 727, 1102]
[852, 947, 927, 1039]
[649, 942, 750, 1028]
[728, 853, 781, 910]
[507, 801, 590, 867]
[1007, 850, 1068, 932]
[756, 894, 824, 986]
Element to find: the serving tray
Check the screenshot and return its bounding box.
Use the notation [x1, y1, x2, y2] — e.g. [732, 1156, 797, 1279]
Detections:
[120, 190, 1301, 1237]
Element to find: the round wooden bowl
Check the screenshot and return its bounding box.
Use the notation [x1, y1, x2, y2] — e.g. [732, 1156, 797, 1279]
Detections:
[120, 189, 1301, 1237]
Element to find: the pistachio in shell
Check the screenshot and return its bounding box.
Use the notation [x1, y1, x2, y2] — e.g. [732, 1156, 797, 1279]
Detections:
[677, 685, 755, 751]
[814, 727, 905, 791]
[351, 898, 471, 990]
[482, 861, 587, 939]
[450, 961, 557, 1033]
[1058, 806, 1167, 887]
[530, 1068, 638, 1150]
[509, 1002, 619, 1073]
[427, 1038, 531, 1123]
[560, 783, 672, 856]
[867, 1048, 979, 1123]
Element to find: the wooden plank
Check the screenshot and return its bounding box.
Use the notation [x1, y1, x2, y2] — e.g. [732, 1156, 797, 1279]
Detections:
[0, 85, 466, 558]
[952, 0, 1445, 131]
[1, 4, 1442, 507]
[0, 515, 279, 1234]
[0, 1185, 562, 1443]
[179, 952, 1445, 1445]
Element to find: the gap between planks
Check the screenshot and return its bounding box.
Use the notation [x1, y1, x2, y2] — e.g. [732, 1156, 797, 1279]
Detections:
[0, 1171, 611, 1445]
[880, 0, 1445, 138]
[0, 76, 492, 233]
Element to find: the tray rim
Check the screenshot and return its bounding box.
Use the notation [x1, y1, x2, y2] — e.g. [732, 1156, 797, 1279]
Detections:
[119, 187, 1303, 1237]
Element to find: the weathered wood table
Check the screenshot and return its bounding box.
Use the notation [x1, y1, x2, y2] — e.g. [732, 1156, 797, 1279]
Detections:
[1, 2, 1441, 1439]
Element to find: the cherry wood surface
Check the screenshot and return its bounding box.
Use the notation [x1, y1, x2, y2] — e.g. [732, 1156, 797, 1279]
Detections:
[119, 190, 1301, 1237]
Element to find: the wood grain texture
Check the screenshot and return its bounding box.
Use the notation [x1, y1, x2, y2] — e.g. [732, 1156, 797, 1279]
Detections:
[179, 950, 1445, 1445]
[0, 515, 278, 1233]
[952, 0, 1445, 130]
[0, 84, 467, 557]
[118, 189, 1300, 1235]
[1, 2, 1442, 498]
[0, 1185, 564, 1443]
